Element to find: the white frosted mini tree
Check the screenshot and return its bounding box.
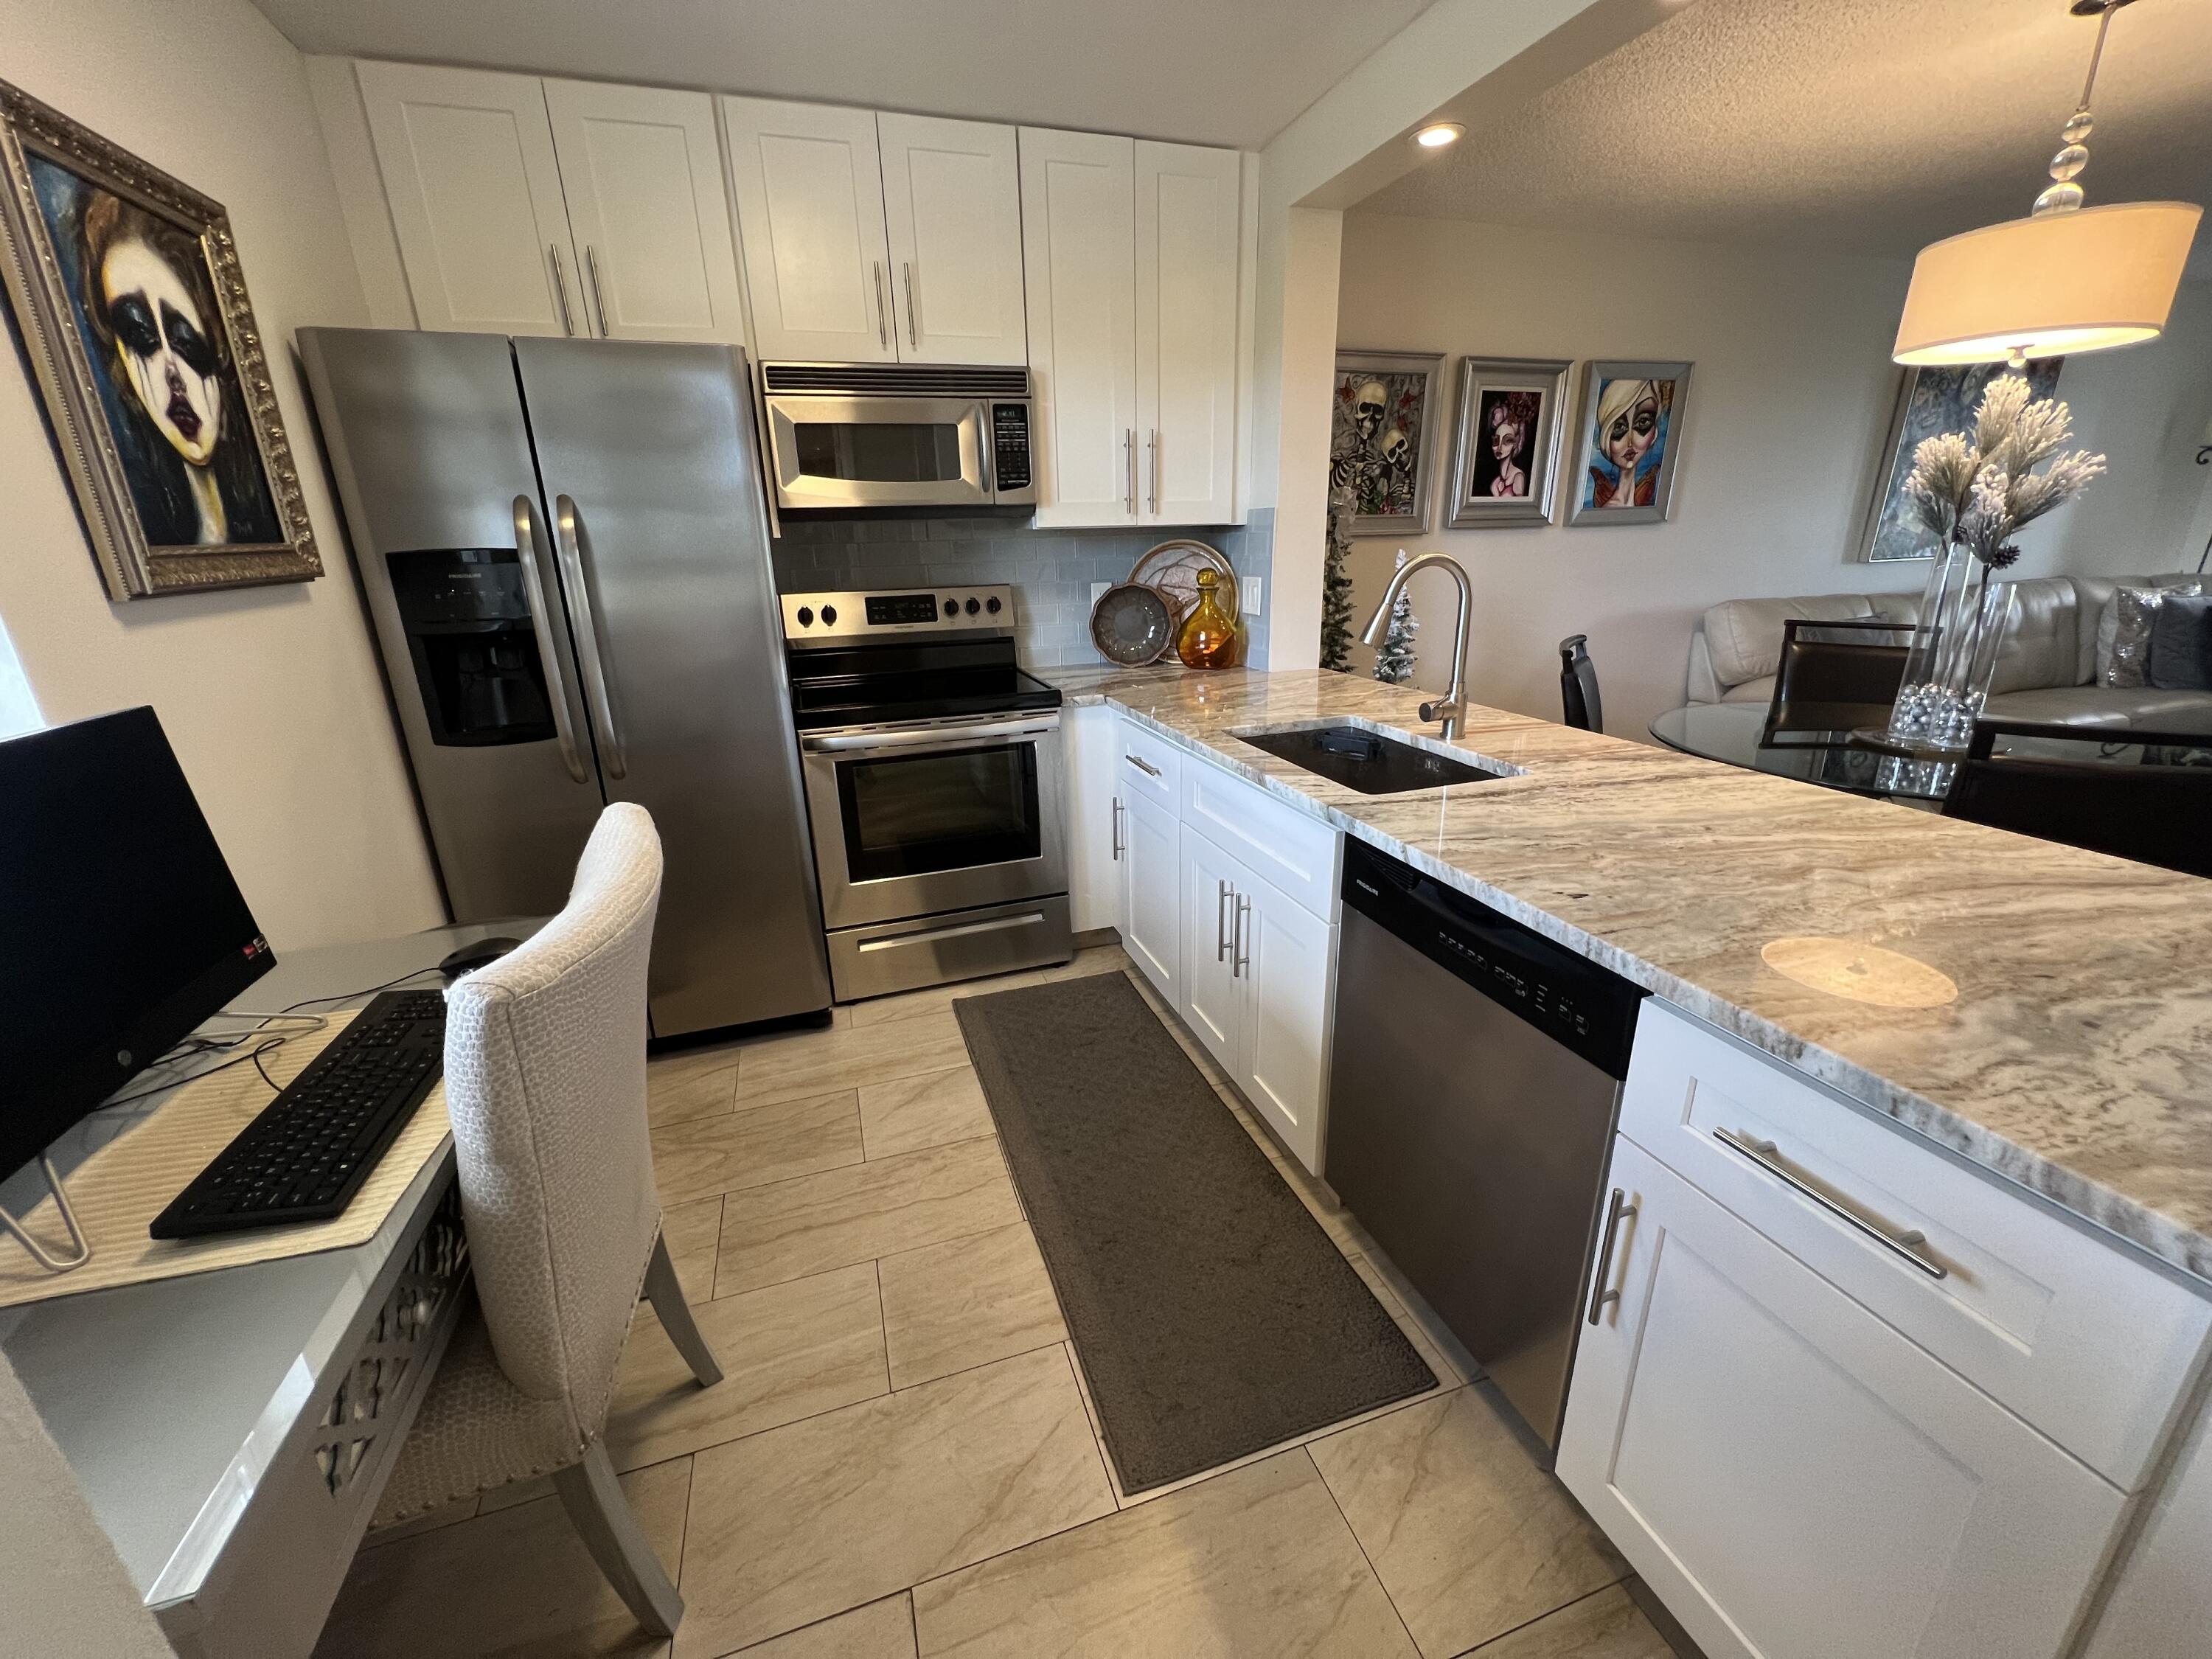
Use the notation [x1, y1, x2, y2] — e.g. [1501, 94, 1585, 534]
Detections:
[1372, 549, 1417, 686]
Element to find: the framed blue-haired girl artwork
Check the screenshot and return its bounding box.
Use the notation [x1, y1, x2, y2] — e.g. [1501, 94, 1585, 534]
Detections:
[1566, 359, 1693, 526]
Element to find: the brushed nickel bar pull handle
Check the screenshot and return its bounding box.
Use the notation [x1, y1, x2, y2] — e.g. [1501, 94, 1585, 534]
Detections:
[553, 494, 627, 781]
[1149, 428, 1161, 514]
[549, 246, 575, 336]
[584, 243, 609, 336]
[1587, 1188, 1638, 1324]
[1125, 428, 1137, 515]
[903, 261, 919, 349]
[1110, 796, 1124, 861]
[1234, 893, 1251, 978]
[1123, 752, 1161, 778]
[1714, 1127, 1947, 1279]
[858, 911, 1046, 953]
[512, 495, 588, 784]
[873, 261, 888, 349]
[1217, 879, 1233, 961]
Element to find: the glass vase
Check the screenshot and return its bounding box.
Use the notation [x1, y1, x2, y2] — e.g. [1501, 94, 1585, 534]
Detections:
[1175, 568, 1239, 669]
[1884, 542, 2017, 759]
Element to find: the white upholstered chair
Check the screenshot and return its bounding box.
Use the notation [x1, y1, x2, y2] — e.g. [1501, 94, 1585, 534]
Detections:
[371, 803, 720, 1636]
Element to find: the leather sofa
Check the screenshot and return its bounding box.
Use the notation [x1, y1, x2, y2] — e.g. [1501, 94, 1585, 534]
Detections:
[1687, 574, 2212, 731]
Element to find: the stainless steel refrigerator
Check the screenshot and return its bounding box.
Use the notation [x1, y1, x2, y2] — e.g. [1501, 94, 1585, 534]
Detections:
[298, 328, 832, 1036]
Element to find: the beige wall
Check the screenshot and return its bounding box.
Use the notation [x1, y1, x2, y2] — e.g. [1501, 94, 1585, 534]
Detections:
[0, 0, 443, 948]
[1332, 211, 2212, 737]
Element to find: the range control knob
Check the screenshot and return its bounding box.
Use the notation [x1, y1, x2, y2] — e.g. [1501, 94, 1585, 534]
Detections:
[964, 597, 981, 616]
[942, 597, 958, 618]
[796, 605, 814, 627]
[820, 604, 838, 626]
[985, 595, 1002, 615]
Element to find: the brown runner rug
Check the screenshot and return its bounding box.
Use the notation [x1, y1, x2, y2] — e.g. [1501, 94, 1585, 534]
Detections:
[954, 970, 1435, 1492]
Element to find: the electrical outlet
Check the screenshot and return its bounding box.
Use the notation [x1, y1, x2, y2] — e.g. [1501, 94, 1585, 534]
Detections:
[1240, 577, 1263, 617]
[1091, 582, 1110, 608]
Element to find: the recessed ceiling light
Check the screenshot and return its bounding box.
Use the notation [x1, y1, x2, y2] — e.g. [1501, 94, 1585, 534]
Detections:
[1413, 122, 1464, 150]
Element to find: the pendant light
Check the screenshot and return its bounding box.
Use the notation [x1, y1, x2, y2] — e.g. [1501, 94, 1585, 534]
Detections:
[1893, 0, 2201, 369]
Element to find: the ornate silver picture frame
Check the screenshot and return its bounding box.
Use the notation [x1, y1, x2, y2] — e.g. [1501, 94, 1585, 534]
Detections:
[1443, 356, 1571, 529]
[1329, 349, 1443, 536]
[1565, 358, 1693, 527]
[0, 79, 319, 599]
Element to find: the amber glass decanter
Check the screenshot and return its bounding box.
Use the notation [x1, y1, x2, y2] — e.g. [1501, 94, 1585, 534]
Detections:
[1175, 568, 1239, 669]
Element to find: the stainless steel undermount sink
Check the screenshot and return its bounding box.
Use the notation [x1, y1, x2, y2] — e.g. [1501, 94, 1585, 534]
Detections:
[1237, 721, 1514, 795]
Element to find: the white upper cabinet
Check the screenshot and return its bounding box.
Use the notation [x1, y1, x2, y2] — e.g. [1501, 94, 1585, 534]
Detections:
[1019, 128, 1139, 526]
[721, 97, 895, 363]
[1135, 141, 1239, 525]
[542, 80, 746, 343]
[1020, 129, 1241, 526]
[877, 114, 1027, 365]
[357, 61, 580, 336]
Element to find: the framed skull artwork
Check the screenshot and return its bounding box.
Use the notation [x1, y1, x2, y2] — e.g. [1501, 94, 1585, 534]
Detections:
[0, 78, 320, 598]
[1329, 349, 1442, 536]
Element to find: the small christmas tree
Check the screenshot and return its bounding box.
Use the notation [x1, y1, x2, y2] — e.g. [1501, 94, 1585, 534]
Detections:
[1320, 483, 1357, 672]
[1372, 549, 1418, 686]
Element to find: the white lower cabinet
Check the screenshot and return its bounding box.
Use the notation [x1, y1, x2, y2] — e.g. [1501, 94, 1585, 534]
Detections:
[1119, 785, 1181, 1004]
[1559, 1134, 2129, 1659]
[1175, 821, 1335, 1172]
[1064, 706, 1121, 934]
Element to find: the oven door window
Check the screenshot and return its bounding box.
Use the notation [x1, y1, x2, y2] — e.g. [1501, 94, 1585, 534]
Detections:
[837, 743, 1041, 881]
[792, 421, 964, 485]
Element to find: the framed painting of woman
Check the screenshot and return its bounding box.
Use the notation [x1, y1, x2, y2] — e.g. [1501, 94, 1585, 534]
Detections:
[1443, 356, 1571, 529]
[0, 79, 319, 598]
[1565, 358, 1693, 526]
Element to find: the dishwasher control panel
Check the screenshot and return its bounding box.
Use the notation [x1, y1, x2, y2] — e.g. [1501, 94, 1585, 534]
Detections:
[1340, 838, 1646, 1079]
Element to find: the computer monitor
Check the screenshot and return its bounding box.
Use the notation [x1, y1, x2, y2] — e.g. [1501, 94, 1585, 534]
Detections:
[1, 707, 274, 1180]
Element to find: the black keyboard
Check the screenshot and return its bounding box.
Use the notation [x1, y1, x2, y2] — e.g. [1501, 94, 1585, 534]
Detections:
[150, 990, 448, 1239]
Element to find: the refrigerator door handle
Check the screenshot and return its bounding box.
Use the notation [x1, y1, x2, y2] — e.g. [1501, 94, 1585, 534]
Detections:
[553, 493, 629, 780]
[512, 495, 591, 785]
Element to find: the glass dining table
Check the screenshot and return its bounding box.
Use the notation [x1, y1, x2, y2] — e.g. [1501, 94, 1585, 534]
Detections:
[1648, 703, 1958, 804]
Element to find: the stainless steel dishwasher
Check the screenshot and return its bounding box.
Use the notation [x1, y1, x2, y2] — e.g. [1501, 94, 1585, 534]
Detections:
[1326, 838, 1646, 1453]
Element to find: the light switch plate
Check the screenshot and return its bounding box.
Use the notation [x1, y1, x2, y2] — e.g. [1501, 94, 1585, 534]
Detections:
[1240, 577, 1263, 617]
[1090, 582, 1110, 608]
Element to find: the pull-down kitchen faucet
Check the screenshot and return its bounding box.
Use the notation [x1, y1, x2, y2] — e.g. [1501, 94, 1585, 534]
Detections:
[1360, 552, 1473, 742]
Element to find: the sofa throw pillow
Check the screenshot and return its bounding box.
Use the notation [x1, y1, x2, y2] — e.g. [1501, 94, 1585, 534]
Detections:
[2099, 582, 2202, 688]
[2147, 594, 2212, 691]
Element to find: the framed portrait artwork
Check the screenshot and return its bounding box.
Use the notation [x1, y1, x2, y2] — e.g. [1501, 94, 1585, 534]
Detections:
[1443, 356, 1571, 529]
[1857, 359, 2063, 562]
[1329, 349, 1443, 536]
[1565, 359, 1693, 526]
[0, 79, 319, 599]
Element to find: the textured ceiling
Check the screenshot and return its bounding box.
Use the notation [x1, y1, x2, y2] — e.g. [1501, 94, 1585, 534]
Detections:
[248, 0, 1439, 149]
[1364, 0, 2212, 257]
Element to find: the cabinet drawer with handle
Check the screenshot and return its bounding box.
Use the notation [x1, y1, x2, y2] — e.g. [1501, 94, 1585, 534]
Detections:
[1116, 717, 1180, 807]
[1181, 752, 1339, 922]
[1618, 998, 2212, 1490]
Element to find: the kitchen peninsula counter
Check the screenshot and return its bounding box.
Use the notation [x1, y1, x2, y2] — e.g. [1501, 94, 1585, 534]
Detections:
[1041, 664, 2212, 1281]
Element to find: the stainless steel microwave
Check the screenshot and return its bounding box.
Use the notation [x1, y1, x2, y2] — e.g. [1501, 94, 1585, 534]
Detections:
[760, 361, 1036, 512]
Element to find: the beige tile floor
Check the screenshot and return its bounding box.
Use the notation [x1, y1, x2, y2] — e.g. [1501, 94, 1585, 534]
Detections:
[316, 945, 1687, 1659]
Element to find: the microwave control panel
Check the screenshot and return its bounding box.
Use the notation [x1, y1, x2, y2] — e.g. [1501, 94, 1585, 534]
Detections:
[990, 403, 1032, 493]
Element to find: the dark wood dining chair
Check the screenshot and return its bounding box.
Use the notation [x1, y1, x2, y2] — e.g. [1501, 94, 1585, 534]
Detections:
[1760, 618, 1915, 748]
[1559, 635, 1602, 733]
[1941, 720, 2212, 878]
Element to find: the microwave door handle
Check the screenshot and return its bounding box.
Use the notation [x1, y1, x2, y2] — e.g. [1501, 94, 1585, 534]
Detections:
[512, 496, 590, 785]
[552, 493, 628, 780]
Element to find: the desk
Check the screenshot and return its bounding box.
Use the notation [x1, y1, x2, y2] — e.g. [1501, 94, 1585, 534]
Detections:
[0, 920, 528, 1659]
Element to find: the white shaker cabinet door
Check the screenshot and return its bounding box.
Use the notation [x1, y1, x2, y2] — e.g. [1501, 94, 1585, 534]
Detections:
[722, 97, 894, 363]
[1178, 824, 1245, 1077]
[357, 60, 580, 336]
[877, 114, 1026, 365]
[1119, 785, 1180, 1005]
[1064, 706, 1122, 935]
[1237, 870, 1333, 1176]
[543, 80, 745, 343]
[1134, 141, 1239, 525]
[1019, 128, 1138, 526]
[1559, 1136, 2125, 1659]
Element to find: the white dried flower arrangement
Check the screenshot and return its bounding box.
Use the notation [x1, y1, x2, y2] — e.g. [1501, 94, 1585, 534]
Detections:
[1901, 375, 2104, 570]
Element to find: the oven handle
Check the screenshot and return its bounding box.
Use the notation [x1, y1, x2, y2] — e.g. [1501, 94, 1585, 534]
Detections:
[801, 717, 1060, 754]
[857, 910, 1048, 954]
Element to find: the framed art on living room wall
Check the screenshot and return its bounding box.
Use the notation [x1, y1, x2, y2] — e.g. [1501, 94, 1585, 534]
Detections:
[1329, 349, 1444, 536]
[1857, 359, 2064, 563]
[1443, 356, 1571, 529]
[1565, 359, 1692, 526]
[0, 77, 321, 599]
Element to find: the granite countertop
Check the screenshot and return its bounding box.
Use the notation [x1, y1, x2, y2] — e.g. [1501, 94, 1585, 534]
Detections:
[1042, 663, 2212, 1283]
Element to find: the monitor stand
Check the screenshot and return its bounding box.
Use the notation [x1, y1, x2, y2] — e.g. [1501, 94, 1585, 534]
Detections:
[0, 1155, 94, 1274]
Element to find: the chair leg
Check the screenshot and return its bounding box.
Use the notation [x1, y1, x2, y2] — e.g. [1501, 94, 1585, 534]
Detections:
[553, 1440, 684, 1638]
[643, 1230, 724, 1387]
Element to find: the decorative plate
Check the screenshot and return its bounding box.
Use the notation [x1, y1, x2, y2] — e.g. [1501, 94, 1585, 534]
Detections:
[1090, 583, 1175, 666]
[1130, 540, 1236, 630]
